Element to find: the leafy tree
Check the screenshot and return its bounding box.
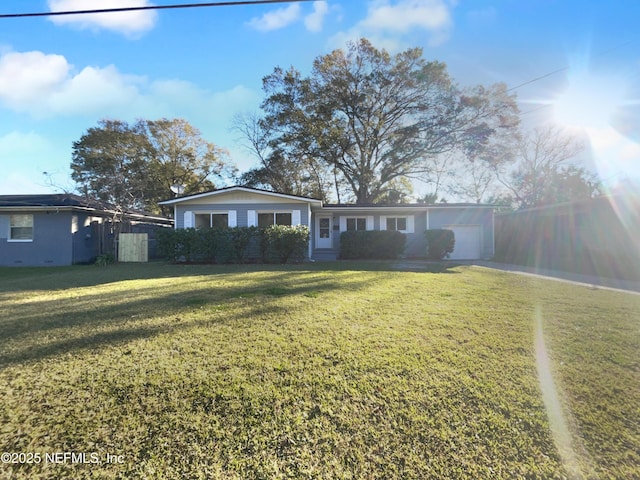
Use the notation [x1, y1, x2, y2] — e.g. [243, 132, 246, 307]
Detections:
[71, 118, 234, 213]
[247, 38, 519, 204]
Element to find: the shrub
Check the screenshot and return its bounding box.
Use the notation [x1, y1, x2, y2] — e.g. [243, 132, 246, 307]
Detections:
[156, 226, 309, 264]
[94, 253, 115, 266]
[340, 230, 406, 259]
[424, 229, 455, 260]
[261, 225, 310, 263]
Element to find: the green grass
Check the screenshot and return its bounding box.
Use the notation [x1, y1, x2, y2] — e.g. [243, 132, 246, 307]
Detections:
[0, 262, 638, 479]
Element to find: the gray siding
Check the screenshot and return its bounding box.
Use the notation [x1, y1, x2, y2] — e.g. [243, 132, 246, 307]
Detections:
[0, 212, 73, 266]
[71, 213, 102, 264]
[428, 208, 494, 258]
[328, 206, 494, 259]
[175, 203, 311, 229]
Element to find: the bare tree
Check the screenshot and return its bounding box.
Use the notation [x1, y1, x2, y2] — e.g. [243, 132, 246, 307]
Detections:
[495, 125, 589, 208]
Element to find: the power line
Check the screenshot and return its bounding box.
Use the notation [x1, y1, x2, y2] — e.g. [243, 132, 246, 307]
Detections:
[507, 39, 635, 94]
[0, 0, 314, 19]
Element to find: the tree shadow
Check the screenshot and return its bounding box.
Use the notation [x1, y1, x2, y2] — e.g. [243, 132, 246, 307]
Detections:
[0, 269, 385, 369]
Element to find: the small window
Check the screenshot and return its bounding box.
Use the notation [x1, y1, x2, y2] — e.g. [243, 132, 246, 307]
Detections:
[10, 214, 34, 241]
[346, 217, 367, 231]
[211, 213, 228, 228]
[386, 217, 407, 231]
[195, 214, 210, 229]
[258, 212, 292, 227]
[194, 213, 228, 229]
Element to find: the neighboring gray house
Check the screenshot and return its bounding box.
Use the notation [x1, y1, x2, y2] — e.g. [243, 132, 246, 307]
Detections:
[0, 194, 172, 266]
[159, 186, 495, 261]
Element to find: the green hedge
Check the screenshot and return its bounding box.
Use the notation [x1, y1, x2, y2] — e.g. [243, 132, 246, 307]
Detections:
[157, 225, 309, 264]
[339, 230, 406, 260]
[424, 229, 455, 260]
[261, 225, 310, 264]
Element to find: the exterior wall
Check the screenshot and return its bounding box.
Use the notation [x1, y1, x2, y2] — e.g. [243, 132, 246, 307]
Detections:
[71, 213, 103, 264]
[164, 188, 494, 261]
[327, 211, 427, 257]
[0, 211, 73, 266]
[428, 208, 494, 259]
[495, 197, 640, 280]
[175, 203, 311, 229]
[324, 206, 494, 259]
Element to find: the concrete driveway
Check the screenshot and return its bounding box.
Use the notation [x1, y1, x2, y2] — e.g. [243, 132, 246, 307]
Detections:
[470, 261, 640, 295]
[391, 259, 640, 295]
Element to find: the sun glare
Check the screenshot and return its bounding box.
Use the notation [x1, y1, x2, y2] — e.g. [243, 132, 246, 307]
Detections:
[553, 71, 627, 130]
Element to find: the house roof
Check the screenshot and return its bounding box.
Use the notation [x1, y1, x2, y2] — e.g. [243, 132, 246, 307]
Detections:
[0, 194, 172, 223]
[0, 194, 113, 209]
[159, 185, 324, 205]
[497, 194, 640, 217]
[322, 202, 494, 209]
[158, 186, 498, 210]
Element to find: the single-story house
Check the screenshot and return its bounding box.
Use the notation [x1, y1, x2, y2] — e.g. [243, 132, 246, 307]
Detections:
[159, 186, 496, 261]
[0, 194, 173, 266]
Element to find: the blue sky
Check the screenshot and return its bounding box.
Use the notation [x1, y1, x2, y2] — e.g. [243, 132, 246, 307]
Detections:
[0, 0, 638, 197]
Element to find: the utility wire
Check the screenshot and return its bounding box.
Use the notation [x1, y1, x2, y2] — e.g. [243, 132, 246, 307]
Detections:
[507, 39, 635, 94]
[0, 0, 314, 19]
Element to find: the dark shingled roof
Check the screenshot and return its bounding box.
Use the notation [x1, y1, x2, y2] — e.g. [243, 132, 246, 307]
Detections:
[0, 194, 114, 210]
[0, 194, 172, 223]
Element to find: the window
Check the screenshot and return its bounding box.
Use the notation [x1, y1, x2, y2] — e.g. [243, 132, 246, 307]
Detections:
[194, 213, 228, 229]
[9, 214, 34, 241]
[258, 212, 292, 227]
[346, 217, 367, 231]
[319, 217, 331, 238]
[386, 217, 407, 231]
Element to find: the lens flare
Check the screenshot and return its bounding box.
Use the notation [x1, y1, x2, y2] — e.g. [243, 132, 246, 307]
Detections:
[534, 305, 583, 477]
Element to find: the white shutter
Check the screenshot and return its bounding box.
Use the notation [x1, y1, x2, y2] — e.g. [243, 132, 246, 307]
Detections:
[380, 216, 387, 231]
[183, 211, 194, 228]
[292, 210, 301, 226]
[247, 210, 257, 227]
[228, 210, 237, 227]
[339, 216, 347, 232]
[366, 216, 374, 230]
[407, 215, 415, 233]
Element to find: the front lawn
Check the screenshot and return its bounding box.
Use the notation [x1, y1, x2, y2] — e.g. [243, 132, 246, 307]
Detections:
[0, 263, 638, 479]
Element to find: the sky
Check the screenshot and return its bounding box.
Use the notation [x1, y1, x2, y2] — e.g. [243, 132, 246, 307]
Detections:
[0, 0, 638, 199]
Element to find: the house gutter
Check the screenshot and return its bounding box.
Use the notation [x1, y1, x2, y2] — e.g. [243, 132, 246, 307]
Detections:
[0, 205, 172, 224]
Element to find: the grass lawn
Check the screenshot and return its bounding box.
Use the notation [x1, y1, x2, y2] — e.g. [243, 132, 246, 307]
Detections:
[0, 262, 638, 479]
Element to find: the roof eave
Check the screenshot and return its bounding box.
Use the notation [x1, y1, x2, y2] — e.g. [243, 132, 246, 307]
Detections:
[159, 186, 323, 205]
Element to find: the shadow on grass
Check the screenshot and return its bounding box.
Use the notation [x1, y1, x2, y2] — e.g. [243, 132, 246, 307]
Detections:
[0, 260, 461, 293]
[0, 300, 286, 369]
[0, 267, 402, 369]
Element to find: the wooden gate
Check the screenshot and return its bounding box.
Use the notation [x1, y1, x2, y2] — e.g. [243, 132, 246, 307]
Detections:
[118, 233, 148, 262]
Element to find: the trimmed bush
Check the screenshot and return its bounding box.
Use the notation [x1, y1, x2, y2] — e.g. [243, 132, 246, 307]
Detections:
[424, 229, 455, 260]
[156, 225, 309, 264]
[340, 230, 406, 260]
[261, 225, 310, 263]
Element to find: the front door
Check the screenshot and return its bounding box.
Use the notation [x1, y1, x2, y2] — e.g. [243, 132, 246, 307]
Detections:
[316, 215, 332, 249]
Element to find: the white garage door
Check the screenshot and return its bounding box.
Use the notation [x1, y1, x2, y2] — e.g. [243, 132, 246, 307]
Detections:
[444, 225, 482, 260]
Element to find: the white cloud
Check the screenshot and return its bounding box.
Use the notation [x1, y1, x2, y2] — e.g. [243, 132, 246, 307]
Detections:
[247, 4, 301, 32]
[0, 50, 146, 117]
[0, 49, 260, 131]
[331, 0, 455, 50]
[47, 0, 157, 38]
[0, 51, 70, 109]
[361, 0, 452, 33]
[304, 1, 329, 33]
[0, 131, 50, 157]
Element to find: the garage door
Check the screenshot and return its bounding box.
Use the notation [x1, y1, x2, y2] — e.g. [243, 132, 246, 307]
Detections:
[443, 225, 482, 260]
